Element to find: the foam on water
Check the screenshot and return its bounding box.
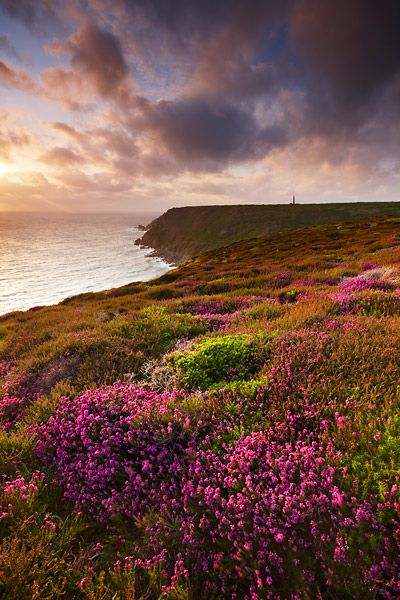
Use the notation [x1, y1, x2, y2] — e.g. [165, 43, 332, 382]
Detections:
[0, 212, 171, 315]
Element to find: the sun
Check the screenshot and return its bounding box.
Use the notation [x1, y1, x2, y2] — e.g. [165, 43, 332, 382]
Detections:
[0, 162, 18, 177]
[0, 162, 10, 176]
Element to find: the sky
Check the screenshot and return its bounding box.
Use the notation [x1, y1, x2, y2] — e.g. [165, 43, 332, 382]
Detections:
[0, 0, 399, 212]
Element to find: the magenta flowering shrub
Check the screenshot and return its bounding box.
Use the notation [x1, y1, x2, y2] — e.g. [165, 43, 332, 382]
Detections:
[0, 366, 39, 431]
[362, 262, 380, 271]
[174, 280, 200, 289]
[269, 270, 292, 289]
[0, 395, 27, 431]
[0, 360, 15, 378]
[37, 384, 195, 519]
[195, 311, 237, 331]
[331, 290, 400, 317]
[2, 472, 45, 502]
[142, 430, 399, 598]
[1, 471, 46, 521]
[340, 276, 393, 293]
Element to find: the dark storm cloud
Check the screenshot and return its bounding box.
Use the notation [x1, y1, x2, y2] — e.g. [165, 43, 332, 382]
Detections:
[287, 0, 400, 145]
[119, 0, 400, 104]
[291, 0, 400, 107]
[147, 97, 257, 163]
[110, 0, 400, 169]
[140, 95, 288, 170]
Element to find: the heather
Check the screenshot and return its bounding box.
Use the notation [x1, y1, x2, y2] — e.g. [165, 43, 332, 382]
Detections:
[0, 217, 399, 598]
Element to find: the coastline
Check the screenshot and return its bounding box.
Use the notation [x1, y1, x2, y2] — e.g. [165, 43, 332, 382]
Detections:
[135, 201, 400, 265]
[0, 214, 172, 317]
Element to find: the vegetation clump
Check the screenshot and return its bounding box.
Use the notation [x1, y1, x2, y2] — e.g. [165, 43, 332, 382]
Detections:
[167, 334, 271, 390]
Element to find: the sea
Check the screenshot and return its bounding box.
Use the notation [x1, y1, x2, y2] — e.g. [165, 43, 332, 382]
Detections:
[0, 212, 171, 316]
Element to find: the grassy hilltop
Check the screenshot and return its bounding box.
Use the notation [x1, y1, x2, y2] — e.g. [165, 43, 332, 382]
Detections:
[1, 216, 400, 598]
[138, 201, 400, 263]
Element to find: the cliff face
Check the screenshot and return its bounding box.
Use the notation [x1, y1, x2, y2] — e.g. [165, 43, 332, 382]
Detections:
[136, 202, 400, 264]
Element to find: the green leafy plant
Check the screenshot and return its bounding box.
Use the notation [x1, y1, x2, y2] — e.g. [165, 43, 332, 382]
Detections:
[167, 334, 271, 390]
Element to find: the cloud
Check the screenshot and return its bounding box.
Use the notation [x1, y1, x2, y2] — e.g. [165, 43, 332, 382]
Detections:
[0, 118, 30, 160]
[47, 23, 133, 100]
[288, 0, 400, 144]
[39, 66, 95, 111]
[291, 0, 400, 107]
[141, 95, 287, 170]
[0, 60, 37, 92]
[40, 146, 82, 166]
[147, 97, 256, 163]
[49, 121, 85, 141]
[0, 60, 95, 112]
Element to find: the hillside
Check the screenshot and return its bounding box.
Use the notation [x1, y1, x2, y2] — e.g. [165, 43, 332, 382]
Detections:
[137, 201, 400, 263]
[1, 216, 399, 599]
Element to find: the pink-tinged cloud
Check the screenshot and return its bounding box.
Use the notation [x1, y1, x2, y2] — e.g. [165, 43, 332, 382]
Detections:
[0, 60, 37, 92]
[48, 23, 133, 100]
[40, 146, 83, 166]
[39, 66, 96, 111]
[0, 130, 30, 160]
[49, 121, 85, 141]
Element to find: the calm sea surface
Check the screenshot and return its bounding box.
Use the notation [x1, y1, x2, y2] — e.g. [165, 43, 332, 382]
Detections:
[0, 212, 171, 315]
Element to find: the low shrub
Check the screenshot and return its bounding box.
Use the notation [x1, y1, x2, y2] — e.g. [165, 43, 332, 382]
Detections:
[167, 334, 271, 391]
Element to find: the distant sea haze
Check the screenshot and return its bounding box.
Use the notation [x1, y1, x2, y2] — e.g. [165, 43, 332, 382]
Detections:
[0, 212, 171, 315]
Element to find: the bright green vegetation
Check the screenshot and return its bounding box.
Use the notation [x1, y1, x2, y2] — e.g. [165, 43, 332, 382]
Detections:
[0, 215, 399, 599]
[138, 201, 400, 262]
[167, 334, 271, 390]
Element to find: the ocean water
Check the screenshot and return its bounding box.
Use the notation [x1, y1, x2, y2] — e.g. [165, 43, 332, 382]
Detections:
[0, 212, 171, 315]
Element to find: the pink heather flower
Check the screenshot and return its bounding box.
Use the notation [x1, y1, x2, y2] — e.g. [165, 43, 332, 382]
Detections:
[275, 533, 285, 543]
[332, 490, 344, 507]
